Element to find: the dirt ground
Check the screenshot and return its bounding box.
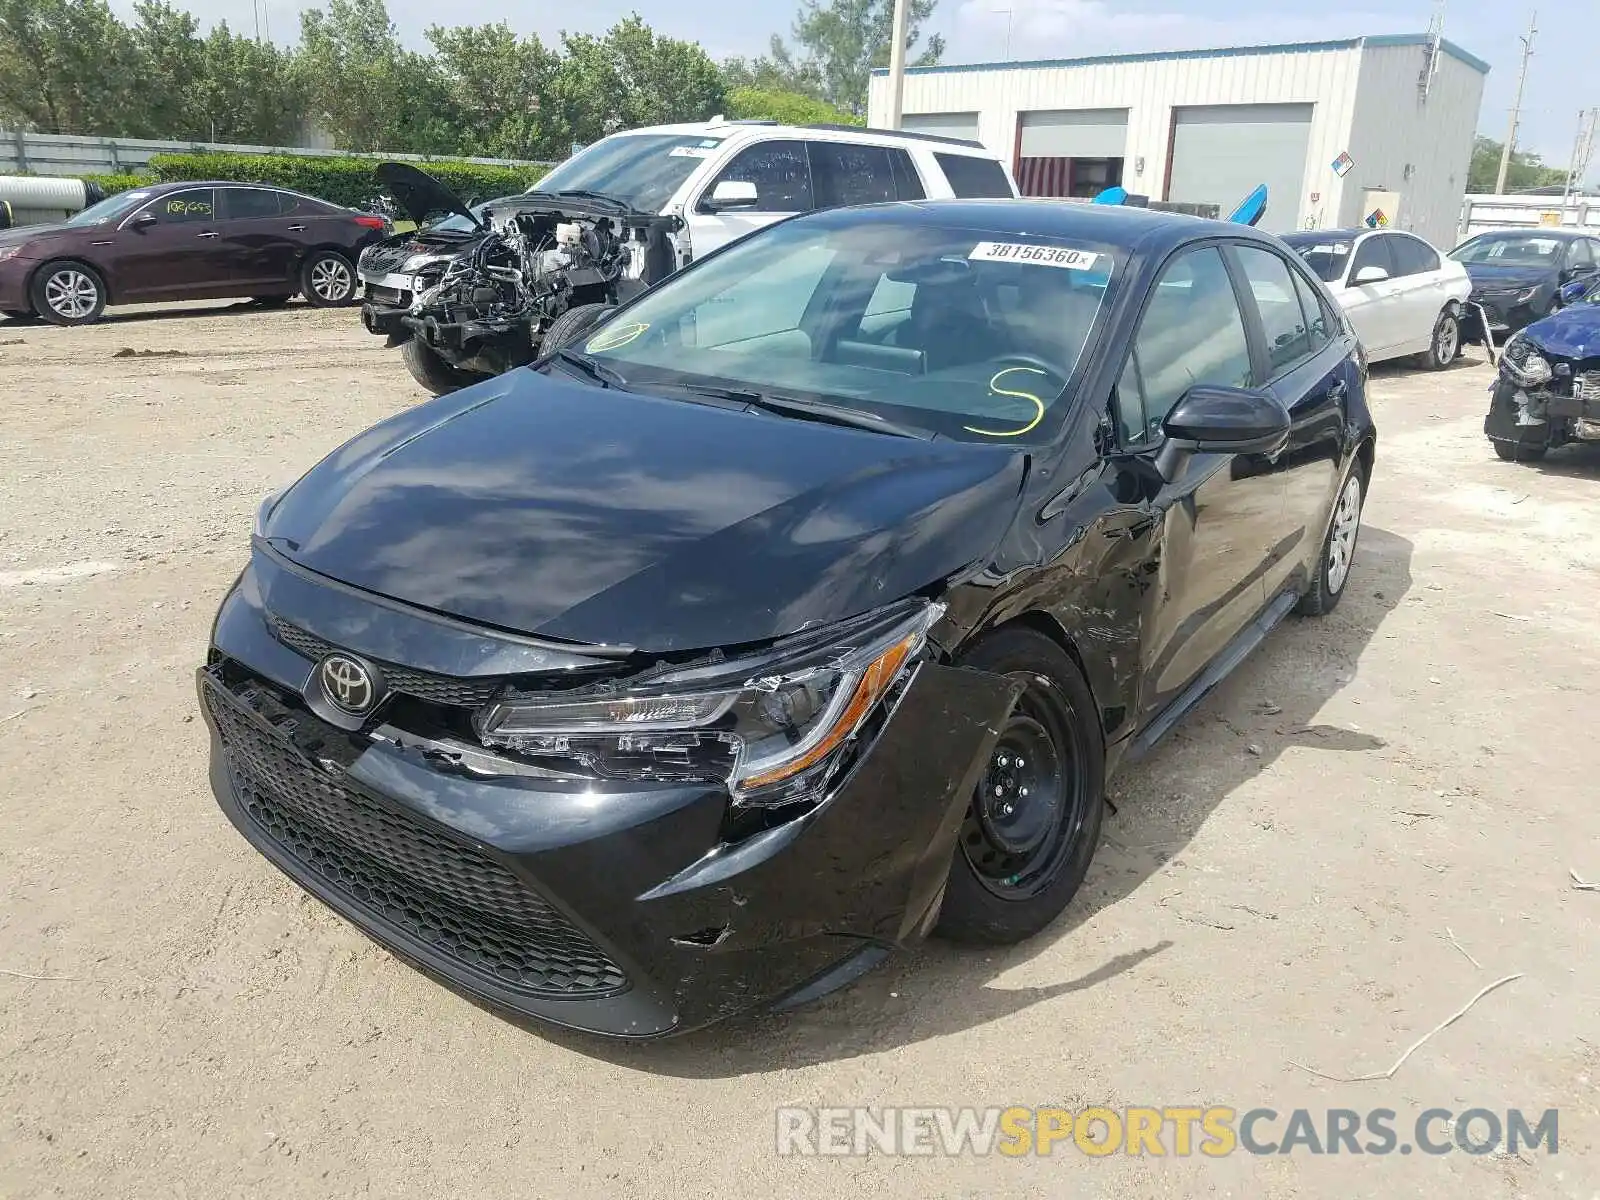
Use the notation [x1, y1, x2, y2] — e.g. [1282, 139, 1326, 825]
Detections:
[2, 300, 1597, 1199]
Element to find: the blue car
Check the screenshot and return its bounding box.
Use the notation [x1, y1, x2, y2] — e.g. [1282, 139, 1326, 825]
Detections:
[1485, 274, 1600, 462]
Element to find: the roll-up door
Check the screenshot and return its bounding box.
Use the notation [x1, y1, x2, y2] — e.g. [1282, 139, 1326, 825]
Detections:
[1166, 103, 1312, 232]
[901, 112, 980, 142]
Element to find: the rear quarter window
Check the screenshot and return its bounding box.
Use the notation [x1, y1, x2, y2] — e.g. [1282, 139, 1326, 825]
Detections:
[934, 153, 1014, 199]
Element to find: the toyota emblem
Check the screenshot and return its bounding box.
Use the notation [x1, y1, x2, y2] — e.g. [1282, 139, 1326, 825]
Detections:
[318, 653, 379, 715]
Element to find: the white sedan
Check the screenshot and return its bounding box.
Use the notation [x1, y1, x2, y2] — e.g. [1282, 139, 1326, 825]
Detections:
[1281, 228, 1471, 369]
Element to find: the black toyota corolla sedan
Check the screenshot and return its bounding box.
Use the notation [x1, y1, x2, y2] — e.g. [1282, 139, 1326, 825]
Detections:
[199, 200, 1375, 1037]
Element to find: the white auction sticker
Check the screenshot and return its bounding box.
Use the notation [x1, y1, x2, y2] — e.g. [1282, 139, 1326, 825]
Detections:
[968, 241, 1099, 270]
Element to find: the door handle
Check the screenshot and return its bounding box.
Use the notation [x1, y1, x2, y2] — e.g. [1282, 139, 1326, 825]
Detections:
[287, 224, 306, 232]
[196, 231, 219, 239]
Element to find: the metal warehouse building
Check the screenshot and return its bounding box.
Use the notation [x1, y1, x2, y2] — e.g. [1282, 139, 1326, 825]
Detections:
[868, 35, 1488, 250]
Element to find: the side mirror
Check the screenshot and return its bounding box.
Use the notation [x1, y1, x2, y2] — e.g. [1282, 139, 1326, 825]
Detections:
[1559, 278, 1590, 305]
[130, 212, 158, 231]
[1352, 264, 1389, 284]
[1152, 385, 1292, 484]
[705, 180, 759, 212]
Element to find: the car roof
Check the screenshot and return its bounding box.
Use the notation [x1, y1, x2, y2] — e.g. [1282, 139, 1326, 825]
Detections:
[1283, 228, 1362, 242]
[601, 120, 993, 155]
[1462, 227, 1590, 240]
[122, 181, 343, 206]
[801, 197, 1266, 253]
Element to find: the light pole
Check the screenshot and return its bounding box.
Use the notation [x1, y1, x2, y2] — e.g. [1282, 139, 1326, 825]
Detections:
[886, 0, 911, 129]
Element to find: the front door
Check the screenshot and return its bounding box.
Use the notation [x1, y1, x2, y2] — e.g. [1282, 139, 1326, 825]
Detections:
[683, 139, 811, 259]
[105, 188, 221, 300]
[1111, 243, 1282, 720]
[1339, 233, 1402, 356]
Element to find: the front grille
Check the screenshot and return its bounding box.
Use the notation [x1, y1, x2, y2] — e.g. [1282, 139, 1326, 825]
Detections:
[205, 680, 627, 998]
[368, 284, 408, 306]
[1578, 372, 1600, 403]
[361, 243, 414, 274]
[272, 618, 503, 709]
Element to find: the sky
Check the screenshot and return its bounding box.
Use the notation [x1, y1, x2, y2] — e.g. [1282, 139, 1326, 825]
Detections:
[164, 0, 1593, 171]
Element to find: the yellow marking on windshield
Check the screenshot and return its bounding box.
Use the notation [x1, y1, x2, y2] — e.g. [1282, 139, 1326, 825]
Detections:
[963, 367, 1049, 437]
[585, 322, 650, 353]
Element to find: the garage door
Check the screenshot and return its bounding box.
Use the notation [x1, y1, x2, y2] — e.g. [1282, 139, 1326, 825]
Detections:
[1166, 103, 1313, 233]
[1018, 108, 1128, 158]
[901, 112, 980, 143]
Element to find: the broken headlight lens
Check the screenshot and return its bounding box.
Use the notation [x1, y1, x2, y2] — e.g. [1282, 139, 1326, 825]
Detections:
[1501, 336, 1553, 387]
[475, 602, 944, 802]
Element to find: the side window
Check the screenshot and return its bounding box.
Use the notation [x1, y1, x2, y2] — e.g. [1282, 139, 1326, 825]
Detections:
[705, 142, 812, 213]
[1390, 234, 1439, 277]
[1114, 245, 1253, 445]
[141, 188, 216, 225]
[1290, 268, 1336, 350]
[219, 188, 286, 220]
[934, 153, 1012, 198]
[1567, 238, 1595, 268]
[1235, 245, 1314, 377]
[1349, 235, 1395, 280]
[888, 149, 925, 201]
[809, 142, 897, 208]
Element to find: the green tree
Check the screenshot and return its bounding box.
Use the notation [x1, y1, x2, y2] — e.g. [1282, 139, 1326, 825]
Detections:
[193, 24, 306, 145]
[1468, 135, 1568, 193]
[764, 0, 944, 116]
[427, 22, 557, 160]
[725, 85, 861, 127]
[540, 16, 725, 154]
[126, 0, 206, 137]
[0, 0, 141, 134]
[297, 0, 408, 151]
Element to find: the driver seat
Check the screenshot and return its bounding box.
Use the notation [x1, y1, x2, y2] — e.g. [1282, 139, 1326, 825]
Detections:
[896, 276, 1009, 370]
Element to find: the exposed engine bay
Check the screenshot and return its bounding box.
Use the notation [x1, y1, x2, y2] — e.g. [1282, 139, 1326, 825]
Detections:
[360, 162, 679, 385]
[1484, 289, 1600, 459]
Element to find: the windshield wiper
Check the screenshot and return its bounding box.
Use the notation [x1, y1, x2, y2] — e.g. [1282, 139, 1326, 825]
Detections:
[553, 347, 628, 389]
[677, 383, 933, 440]
[547, 189, 630, 207]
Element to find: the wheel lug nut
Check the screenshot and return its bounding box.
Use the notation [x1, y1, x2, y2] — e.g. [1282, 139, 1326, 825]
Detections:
[993, 786, 1004, 797]
[1020, 787, 1029, 797]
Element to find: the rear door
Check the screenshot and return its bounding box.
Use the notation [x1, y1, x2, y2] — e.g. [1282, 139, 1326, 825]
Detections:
[1387, 233, 1449, 353]
[683, 139, 812, 258]
[1111, 243, 1278, 719]
[215, 187, 299, 292]
[808, 141, 900, 209]
[106, 187, 219, 300]
[1340, 233, 1402, 356]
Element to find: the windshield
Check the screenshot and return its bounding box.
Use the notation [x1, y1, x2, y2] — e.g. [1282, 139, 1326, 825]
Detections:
[65, 190, 155, 227]
[528, 132, 729, 213]
[1449, 233, 1566, 268]
[575, 214, 1121, 444]
[1281, 234, 1352, 283]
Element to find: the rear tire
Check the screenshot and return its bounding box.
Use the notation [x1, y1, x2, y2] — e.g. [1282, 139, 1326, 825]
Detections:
[299, 250, 357, 307]
[540, 303, 614, 355]
[400, 337, 486, 396]
[29, 261, 106, 326]
[1297, 461, 1366, 616]
[935, 628, 1105, 945]
[1415, 306, 1460, 370]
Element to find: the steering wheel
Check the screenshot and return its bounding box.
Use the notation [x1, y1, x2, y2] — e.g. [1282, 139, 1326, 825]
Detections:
[962, 354, 1068, 439]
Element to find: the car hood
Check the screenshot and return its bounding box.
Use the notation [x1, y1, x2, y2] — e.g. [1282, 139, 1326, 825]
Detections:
[1520, 302, 1600, 360]
[376, 162, 483, 230]
[0, 222, 72, 250]
[1461, 263, 1553, 292]
[261, 372, 1026, 653]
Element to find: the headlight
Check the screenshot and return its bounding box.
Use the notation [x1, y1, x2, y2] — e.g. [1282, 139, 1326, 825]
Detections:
[1501, 336, 1552, 387]
[476, 601, 945, 805]
[0, 246, 24, 263]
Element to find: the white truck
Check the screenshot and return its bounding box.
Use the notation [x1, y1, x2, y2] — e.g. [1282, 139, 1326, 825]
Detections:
[357, 118, 1020, 394]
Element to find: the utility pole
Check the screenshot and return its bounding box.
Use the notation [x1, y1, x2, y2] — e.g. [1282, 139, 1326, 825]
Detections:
[1563, 107, 1598, 212]
[992, 7, 1014, 60]
[1494, 10, 1537, 194]
[886, 0, 911, 130]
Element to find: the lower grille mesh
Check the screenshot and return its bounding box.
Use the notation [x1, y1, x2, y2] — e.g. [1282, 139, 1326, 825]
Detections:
[205, 680, 627, 997]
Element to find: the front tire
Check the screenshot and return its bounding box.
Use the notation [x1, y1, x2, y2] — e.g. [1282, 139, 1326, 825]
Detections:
[30, 261, 106, 326]
[540, 303, 614, 355]
[936, 628, 1105, 945]
[1297, 462, 1366, 616]
[1415, 306, 1460, 370]
[1492, 438, 1546, 462]
[299, 251, 357, 307]
[400, 337, 486, 396]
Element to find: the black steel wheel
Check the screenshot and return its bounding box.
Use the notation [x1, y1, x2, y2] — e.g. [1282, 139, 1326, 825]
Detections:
[936, 627, 1105, 944]
[400, 336, 488, 396]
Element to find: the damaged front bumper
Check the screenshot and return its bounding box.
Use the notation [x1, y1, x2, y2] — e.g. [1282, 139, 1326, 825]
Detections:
[1485, 373, 1600, 449]
[198, 562, 1015, 1037]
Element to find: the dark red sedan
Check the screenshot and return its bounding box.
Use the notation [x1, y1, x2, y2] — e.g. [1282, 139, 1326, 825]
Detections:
[0, 181, 389, 325]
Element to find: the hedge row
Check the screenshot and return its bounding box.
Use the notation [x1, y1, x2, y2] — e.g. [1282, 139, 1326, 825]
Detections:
[82, 152, 551, 210]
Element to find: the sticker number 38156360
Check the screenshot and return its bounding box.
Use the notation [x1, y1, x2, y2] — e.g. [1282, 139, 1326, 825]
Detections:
[968, 242, 1099, 270]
